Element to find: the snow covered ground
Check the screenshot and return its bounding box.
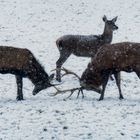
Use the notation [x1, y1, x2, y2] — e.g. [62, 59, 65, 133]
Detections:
[0, 0, 140, 139]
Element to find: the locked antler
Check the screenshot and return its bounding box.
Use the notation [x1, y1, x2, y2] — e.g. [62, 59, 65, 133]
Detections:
[51, 68, 84, 99]
[51, 67, 80, 80]
[61, 67, 80, 80]
[50, 86, 84, 99]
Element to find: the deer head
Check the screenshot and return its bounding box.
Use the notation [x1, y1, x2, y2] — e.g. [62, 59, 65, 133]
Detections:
[80, 63, 102, 93]
[33, 73, 55, 95]
[103, 15, 118, 31]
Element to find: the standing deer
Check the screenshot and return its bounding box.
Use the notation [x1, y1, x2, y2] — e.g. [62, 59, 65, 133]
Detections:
[0, 46, 56, 100]
[56, 15, 118, 82]
[80, 42, 140, 100]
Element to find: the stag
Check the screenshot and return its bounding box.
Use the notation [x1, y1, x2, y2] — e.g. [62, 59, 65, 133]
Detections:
[80, 42, 140, 100]
[56, 15, 118, 82]
[0, 46, 57, 100]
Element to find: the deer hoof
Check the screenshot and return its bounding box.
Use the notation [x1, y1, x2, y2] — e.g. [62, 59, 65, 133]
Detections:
[119, 96, 124, 100]
[98, 97, 104, 101]
[16, 96, 24, 101]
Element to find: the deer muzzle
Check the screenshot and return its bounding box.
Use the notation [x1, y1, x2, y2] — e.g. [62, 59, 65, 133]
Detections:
[114, 25, 118, 30]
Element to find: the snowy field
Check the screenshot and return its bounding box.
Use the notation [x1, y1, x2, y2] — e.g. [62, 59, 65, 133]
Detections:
[0, 0, 140, 139]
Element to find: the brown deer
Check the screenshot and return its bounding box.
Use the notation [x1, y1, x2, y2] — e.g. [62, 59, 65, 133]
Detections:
[56, 15, 118, 82]
[0, 46, 57, 100]
[80, 42, 140, 100]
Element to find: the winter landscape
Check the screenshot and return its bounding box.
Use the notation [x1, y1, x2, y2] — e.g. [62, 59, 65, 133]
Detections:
[0, 0, 140, 139]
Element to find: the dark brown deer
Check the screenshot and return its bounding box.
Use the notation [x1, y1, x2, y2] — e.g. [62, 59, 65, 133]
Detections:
[56, 15, 118, 82]
[0, 46, 56, 100]
[80, 42, 140, 100]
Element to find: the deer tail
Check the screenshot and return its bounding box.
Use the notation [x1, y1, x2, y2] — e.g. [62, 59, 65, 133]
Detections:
[56, 38, 63, 50]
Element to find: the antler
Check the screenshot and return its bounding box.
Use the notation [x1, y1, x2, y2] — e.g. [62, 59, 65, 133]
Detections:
[51, 68, 84, 98]
[65, 87, 84, 99]
[61, 67, 80, 80]
[51, 67, 80, 80]
[50, 86, 84, 99]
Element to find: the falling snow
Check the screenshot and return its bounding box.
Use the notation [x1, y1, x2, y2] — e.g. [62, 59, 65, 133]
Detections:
[0, 0, 140, 140]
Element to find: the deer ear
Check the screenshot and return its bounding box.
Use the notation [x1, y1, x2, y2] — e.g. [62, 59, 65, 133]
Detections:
[112, 16, 118, 23]
[49, 73, 55, 81]
[103, 15, 107, 22]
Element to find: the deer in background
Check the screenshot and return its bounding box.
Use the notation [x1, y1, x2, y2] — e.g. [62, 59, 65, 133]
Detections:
[56, 15, 118, 82]
[0, 46, 57, 100]
[80, 42, 140, 100]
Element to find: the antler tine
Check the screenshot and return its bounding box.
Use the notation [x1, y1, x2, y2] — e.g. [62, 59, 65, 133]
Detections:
[76, 88, 84, 99]
[50, 86, 70, 96]
[51, 68, 73, 74]
[51, 67, 80, 80]
[64, 87, 84, 100]
[50, 87, 84, 99]
[51, 68, 57, 72]
[80, 88, 84, 99]
[61, 67, 80, 80]
[49, 86, 62, 96]
[64, 89, 76, 99]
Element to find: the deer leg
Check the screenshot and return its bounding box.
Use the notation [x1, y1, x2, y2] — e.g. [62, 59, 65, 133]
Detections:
[16, 75, 24, 101]
[114, 72, 124, 100]
[98, 73, 110, 101]
[56, 52, 71, 82]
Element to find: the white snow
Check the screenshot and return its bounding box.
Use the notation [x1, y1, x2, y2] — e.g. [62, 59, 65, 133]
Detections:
[0, 0, 140, 139]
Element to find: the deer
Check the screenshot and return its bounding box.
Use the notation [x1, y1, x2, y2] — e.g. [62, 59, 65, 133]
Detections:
[80, 42, 140, 101]
[51, 42, 140, 101]
[55, 15, 118, 82]
[0, 46, 58, 101]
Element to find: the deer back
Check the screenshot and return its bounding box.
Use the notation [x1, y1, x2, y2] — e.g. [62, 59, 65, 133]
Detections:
[92, 42, 140, 72]
[0, 47, 32, 73]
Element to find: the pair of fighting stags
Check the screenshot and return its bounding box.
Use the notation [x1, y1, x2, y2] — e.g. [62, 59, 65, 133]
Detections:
[0, 15, 139, 101]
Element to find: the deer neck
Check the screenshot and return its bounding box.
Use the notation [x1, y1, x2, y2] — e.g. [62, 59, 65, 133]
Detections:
[28, 67, 49, 86]
[102, 27, 113, 44]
